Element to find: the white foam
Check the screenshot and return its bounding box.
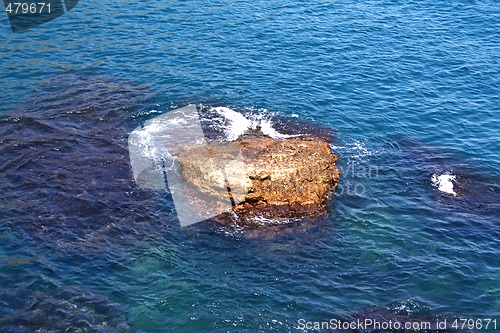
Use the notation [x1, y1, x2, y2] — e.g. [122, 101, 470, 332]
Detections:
[133, 122, 163, 161]
[212, 107, 253, 141]
[211, 106, 297, 141]
[260, 119, 295, 139]
[132, 107, 200, 162]
[334, 140, 375, 161]
[431, 173, 457, 196]
[352, 141, 372, 157]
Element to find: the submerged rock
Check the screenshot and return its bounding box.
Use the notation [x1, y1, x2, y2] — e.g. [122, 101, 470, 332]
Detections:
[0, 287, 130, 333]
[394, 136, 500, 215]
[0, 73, 161, 251]
[176, 133, 340, 228]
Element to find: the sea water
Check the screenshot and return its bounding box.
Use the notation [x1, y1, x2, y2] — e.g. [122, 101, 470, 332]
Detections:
[0, 1, 498, 332]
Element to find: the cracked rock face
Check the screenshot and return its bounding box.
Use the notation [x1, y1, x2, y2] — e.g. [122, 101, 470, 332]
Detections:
[176, 134, 340, 228]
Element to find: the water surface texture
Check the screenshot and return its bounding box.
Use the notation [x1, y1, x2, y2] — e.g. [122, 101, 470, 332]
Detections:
[0, 1, 499, 332]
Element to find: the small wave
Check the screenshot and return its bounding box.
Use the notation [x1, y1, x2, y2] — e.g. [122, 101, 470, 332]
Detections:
[211, 106, 299, 141]
[331, 140, 376, 162]
[260, 118, 298, 139]
[389, 299, 430, 317]
[212, 106, 253, 140]
[132, 105, 297, 161]
[351, 140, 374, 158]
[431, 172, 457, 196]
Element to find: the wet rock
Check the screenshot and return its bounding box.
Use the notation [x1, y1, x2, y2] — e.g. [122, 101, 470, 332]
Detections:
[177, 134, 340, 228]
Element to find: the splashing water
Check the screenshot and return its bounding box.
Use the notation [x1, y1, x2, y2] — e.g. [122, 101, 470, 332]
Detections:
[211, 106, 299, 141]
[431, 173, 458, 196]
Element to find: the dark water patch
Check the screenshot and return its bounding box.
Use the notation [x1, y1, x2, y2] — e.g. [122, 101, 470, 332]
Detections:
[270, 114, 336, 142]
[388, 136, 500, 216]
[0, 72, 173, 253]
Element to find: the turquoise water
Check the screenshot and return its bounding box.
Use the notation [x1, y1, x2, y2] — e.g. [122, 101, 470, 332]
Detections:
[0, 1, 499, 332]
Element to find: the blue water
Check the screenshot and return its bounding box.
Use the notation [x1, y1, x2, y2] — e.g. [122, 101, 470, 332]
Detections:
[0, 1, 499, 332]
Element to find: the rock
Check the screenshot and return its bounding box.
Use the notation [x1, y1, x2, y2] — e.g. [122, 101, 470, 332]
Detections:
[176, 134, 340, 228]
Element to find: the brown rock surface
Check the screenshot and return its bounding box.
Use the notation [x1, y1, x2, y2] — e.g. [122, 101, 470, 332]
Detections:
[176, 134, 340, 228]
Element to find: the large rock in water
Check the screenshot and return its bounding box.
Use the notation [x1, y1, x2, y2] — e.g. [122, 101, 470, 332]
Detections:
[176, 134, 340, 229]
